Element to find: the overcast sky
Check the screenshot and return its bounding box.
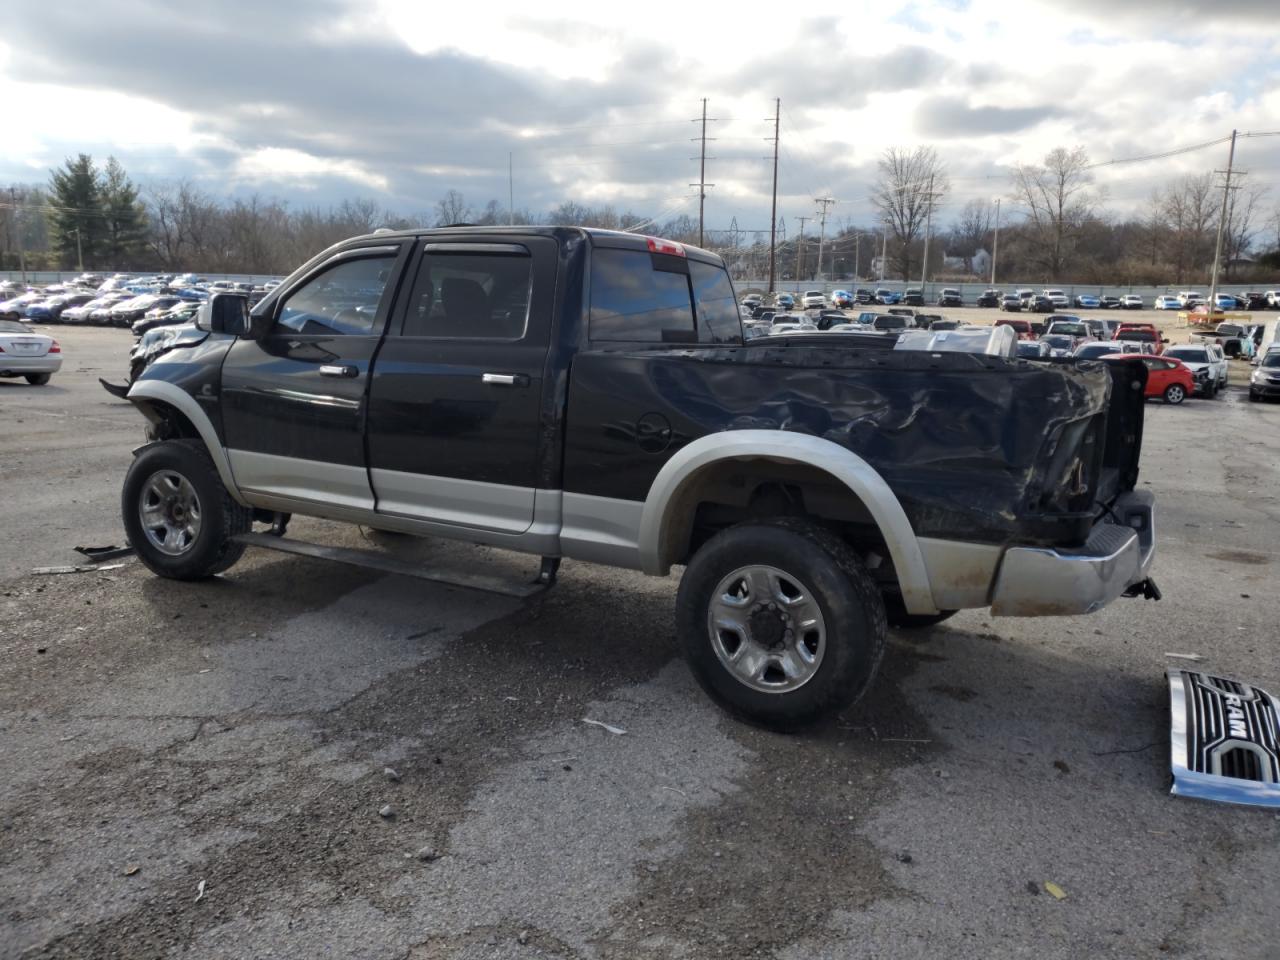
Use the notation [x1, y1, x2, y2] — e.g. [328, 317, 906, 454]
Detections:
[2, 0, 1278, 232]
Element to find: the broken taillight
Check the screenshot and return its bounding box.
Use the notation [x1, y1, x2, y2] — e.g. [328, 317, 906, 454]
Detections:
[48, 340, 61, 353]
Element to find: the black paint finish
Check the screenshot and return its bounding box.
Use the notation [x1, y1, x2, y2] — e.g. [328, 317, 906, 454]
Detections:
[561, 342, 1143, 547]
[365, 236, 559, 488]
[132, 224, 1146, 557]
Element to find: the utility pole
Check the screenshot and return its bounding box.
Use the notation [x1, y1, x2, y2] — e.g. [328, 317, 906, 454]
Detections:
[1207, 129, 1238, 316]
[880, 220, 889, 282]
[508, 153, 514, 226]
[990, 197, 1001, 286]
[767, 98, 780, 293]
[690, 98, 717, 248]
[795, 216, 810, 290]
[11, 188, 26, 284]
[853, 231, 860, 282]
[75, 227, 84, 272]
[919, 175, 935, 295]
[814, 197, 835, 285]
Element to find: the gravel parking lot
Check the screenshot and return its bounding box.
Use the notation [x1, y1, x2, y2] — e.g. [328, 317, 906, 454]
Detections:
[2, 325, 1279, 959]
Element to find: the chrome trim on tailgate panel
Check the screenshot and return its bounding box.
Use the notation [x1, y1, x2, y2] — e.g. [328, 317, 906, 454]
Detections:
[1169, 670, 1280, 808]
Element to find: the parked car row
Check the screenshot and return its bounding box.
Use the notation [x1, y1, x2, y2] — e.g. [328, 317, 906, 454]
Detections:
[0, 272, 282, 328]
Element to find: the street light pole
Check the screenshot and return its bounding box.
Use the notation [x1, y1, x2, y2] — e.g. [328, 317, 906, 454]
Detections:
[990, 197, 1001, 286]
[75, 227, 84, 272]
[919, 175, 935, 296]
[880, 221, 889, 283]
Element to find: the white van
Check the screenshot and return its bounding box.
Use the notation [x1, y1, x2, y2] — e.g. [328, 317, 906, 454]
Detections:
[1255, 318, 1280, 362]
[1177, 290, 1204, 307]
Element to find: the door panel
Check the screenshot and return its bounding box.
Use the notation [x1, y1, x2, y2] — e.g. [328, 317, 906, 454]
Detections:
[220, 245, 406, 507]
[366, 237, 557, 532]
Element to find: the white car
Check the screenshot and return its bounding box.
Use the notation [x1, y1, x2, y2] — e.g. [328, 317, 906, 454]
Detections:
[1176, 290, 1204, 307]
[1264, 290, 1280, 308]
[1043, 288, 1069, 308]
[1164, 343, 1227, 395]
[801, 290, 825, 309]
[1120, 294, 1143, 309]
[0, 319, 62, 384]
[1154, 295, 1180, 310]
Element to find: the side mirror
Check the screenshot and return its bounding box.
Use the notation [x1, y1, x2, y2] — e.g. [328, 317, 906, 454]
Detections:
[196, 293, 251, 336]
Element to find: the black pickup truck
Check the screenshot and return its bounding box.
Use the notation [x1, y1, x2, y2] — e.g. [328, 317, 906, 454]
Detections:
[114, 227, 1158, 729]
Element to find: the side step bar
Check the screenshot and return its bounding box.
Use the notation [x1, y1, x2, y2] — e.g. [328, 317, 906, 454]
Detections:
[232, 532, 550, 599]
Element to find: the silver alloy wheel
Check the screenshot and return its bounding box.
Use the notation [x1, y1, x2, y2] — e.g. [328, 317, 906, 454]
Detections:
[138, 469, 203, 557]
[1166, 384, 1185, 403]
[707, 565, 827, 694]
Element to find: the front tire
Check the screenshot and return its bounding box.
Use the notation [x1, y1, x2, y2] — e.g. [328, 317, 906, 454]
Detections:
[1164, 384, 1186, 404]
[122, 439, 251, 580]
[675, 518, 887, 732]
[25, 373, 51, 385]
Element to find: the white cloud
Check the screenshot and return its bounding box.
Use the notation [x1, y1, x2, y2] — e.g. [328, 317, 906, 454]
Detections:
[233, 148, 389, 191]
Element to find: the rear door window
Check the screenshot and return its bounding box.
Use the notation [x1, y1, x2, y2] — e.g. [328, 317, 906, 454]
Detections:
[399, 247, 533, 340]
[590, 248, 695, 343]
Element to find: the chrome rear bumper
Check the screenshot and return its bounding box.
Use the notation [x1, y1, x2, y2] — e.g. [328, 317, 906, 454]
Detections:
[990, 490, 1155, 616]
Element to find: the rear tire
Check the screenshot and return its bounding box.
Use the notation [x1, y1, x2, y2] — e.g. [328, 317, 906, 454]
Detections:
[1163, 384, 1186, 404]
[675, 518, 887, 732]
[122, 439, 251, 580]
[24, 373, 50, 385]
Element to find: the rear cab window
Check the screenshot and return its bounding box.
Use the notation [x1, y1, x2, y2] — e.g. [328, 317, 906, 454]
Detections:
[589, 243, 741, 345]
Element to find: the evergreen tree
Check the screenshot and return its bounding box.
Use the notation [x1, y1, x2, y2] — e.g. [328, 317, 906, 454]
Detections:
[47, 154, 106, 268]
[100, 157, 148, 268]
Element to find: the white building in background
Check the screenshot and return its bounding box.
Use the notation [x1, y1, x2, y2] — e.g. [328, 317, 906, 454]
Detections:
[942, 249, 992, 276]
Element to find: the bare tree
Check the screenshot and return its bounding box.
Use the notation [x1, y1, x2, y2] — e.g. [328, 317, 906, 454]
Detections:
[1158, 173, 1218, 283]
[1011, 146, 1104, 279]
[947, 199, 993, 274]
[871, 147, 948, 280]
[434, 189, 471, 226]
[1223, 181, 1268, 277]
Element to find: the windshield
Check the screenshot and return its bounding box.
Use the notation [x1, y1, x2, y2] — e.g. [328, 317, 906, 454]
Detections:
[1043, 335, 1072, 349]
[0, 319, 29, 333]
[1050, 323, 1087, 335]
[1121, 330, 1155, 342]
[1262, 353, 1280, 368]
[1167, 349, 1208, 363]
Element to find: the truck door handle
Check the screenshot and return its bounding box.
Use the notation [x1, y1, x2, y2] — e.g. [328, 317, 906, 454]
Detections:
[481, 373, 529, 387]
[319, 364, 358, 378]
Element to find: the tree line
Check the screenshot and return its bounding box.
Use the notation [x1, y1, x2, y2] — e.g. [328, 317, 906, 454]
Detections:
[2, 151, 1277, 283]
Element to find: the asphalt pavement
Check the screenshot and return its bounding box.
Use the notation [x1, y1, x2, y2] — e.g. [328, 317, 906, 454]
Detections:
[1, 323, 1279, 960]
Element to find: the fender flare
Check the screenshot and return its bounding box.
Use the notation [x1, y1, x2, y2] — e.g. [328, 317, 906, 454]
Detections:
[638, 430, 937, 614]
[126, 379, 249, 507]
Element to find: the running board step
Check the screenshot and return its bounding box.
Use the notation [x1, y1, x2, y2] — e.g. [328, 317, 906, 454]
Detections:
[232, 532, 548, 599]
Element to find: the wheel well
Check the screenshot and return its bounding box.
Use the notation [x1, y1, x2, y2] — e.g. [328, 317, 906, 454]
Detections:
[132, 398, 202, 442]
[659, 457, 899, 589]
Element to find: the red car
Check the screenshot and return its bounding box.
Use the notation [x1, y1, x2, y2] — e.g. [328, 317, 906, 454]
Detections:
[995, 318, 1035, 340]
[1102, 353, 1194, 404]
[1114, 323, 1167, 355]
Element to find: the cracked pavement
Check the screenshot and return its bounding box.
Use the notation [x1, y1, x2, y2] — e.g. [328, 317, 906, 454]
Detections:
[1, 326, 1279, 959]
